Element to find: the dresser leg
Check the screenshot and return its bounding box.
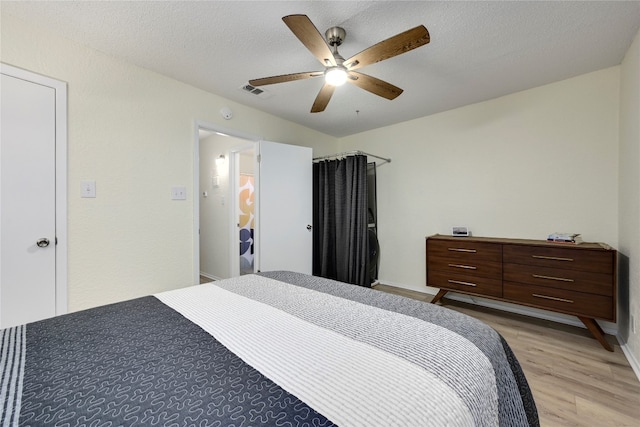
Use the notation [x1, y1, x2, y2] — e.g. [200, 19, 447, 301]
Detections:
[578, 316, 613, 352]
[431, 289, 448, 304]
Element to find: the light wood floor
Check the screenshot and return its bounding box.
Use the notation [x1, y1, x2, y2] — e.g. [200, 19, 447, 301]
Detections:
[374, 284, 640, 427]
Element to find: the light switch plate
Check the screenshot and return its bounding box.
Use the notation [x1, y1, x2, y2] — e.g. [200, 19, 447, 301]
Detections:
[171, 186, 187, 200]
[81, 180, 96, 198]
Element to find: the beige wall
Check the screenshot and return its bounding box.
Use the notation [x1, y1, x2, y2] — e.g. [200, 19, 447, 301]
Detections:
[339, 67, 620, 295]
[0, 13, 338, 312]
[619, 29, 640, 370]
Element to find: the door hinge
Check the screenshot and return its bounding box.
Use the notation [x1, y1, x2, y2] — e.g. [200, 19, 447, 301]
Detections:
[257, 154, 261, 163]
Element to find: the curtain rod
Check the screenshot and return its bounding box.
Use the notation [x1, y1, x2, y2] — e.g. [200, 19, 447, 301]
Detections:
[312, 150, 391, 164]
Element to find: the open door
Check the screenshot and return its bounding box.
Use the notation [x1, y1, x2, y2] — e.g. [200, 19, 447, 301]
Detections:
[256, 141, 312, 274]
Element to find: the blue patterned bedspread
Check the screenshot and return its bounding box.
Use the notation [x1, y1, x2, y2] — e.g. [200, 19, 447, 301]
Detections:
[1, 271, 538, 426]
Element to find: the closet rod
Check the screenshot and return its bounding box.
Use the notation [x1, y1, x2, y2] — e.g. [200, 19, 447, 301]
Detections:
[312, 150, 391, 164]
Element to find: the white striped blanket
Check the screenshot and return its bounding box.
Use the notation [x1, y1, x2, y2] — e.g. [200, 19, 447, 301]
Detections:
[1, 271, 538, 426]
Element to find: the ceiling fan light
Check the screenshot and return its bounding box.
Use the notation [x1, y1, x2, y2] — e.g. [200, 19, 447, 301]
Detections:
[325, 67, 347, 86]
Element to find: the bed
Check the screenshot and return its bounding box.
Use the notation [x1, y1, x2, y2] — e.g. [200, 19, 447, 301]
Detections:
[1, 271, 538, 426]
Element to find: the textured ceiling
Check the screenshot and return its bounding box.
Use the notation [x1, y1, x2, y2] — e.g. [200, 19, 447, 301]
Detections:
[3, 1, 640, 137]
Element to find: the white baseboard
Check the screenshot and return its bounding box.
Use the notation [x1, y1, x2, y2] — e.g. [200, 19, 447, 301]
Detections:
[620, 342, 640, 382]
[199, 272, 222, 282]
[378, 278, 432, 295]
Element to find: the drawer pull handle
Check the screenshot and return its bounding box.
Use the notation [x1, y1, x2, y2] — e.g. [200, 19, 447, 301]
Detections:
[532, 274, 574, 282]
[531, 255, 574, 262]
[448, 279, 477, 287]
[532, 293, 574, 303]
[448, 263, 477, 270]
[448, 248, 477, 253]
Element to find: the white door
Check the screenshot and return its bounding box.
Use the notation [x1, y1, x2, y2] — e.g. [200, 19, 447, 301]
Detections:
[256, 141, 312, 274]
[1, 66, 66, 328]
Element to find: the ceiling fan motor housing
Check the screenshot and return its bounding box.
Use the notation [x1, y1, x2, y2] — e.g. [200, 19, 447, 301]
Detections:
[325, 26, 346, 46]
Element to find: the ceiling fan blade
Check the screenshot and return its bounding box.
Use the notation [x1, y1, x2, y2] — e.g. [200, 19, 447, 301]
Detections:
[249, 71, 323, 86]
[343, 25, 430, 71]
[347, 71, 403, 100]
[311, 83, 336, 113]
[283, 15, 337, 67]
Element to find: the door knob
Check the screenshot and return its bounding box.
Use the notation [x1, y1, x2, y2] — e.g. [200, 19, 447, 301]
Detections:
[307, 224, 312, 231]
[36, 238, 50, 248]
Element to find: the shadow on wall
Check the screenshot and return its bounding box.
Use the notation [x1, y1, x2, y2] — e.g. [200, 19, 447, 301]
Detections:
[618, 253, 630, 343]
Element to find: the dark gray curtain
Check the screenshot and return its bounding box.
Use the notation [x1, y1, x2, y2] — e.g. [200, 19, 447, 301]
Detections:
[313, 155, 370, 287]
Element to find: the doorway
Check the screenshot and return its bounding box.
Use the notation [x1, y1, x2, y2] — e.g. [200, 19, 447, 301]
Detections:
[235, 147, 256, 276]
[196, 123, 258, 282]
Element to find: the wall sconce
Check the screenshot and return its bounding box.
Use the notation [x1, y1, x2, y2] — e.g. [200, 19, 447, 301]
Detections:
[215, 154, 225, 165]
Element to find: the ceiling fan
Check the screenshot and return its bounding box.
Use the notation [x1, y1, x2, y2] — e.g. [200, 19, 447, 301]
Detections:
[248, 14, 430, 113]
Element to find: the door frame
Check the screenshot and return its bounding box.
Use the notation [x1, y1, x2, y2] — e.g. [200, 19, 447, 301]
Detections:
[193, 120, 262, 284]
[0, 63, 68, 316]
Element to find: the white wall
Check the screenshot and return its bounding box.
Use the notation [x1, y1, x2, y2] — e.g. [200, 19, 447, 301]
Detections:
[199, 134, 232, 280]
[339, 67, 620, 296]
[619, 28, 640, 371]
[0, 12, 339, 312]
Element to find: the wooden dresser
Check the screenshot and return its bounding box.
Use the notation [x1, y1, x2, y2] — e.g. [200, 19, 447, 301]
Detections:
[426, 234, 617, 351]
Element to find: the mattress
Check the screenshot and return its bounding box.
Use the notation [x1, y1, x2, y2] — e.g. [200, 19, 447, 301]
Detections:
[1, 271, 538, 426]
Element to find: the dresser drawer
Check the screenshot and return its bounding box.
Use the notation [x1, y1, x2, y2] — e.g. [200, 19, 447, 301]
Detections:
[503, 282, 613, 320]
[503, 263, 613, 296]
[427, 239, 502, 263]
[429, 256, 502, 279]
[428, 270, 502, 298]
[503, 245, 613, 274]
